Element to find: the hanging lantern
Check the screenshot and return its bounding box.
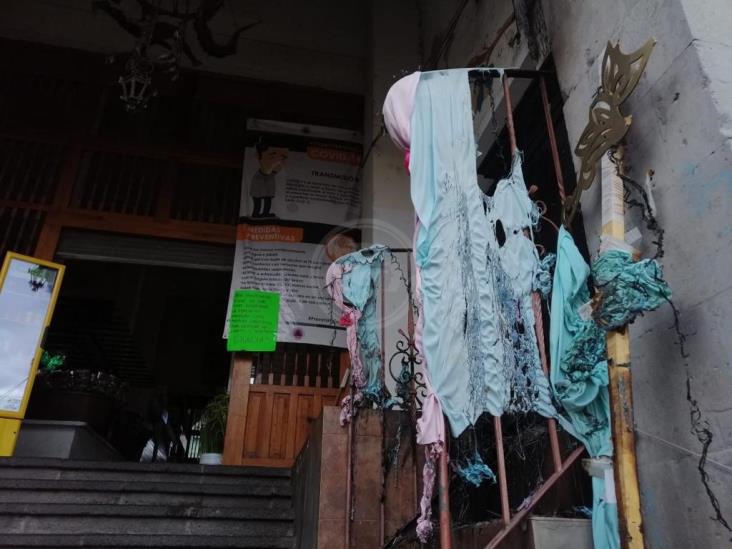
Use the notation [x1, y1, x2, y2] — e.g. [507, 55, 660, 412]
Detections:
[118, 48, 156, 112]
[96, 0, 260, 113]
[27, 266, 47, 292]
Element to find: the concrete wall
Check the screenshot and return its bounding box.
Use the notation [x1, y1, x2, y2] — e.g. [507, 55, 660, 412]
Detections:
[296, 407, 418, 548]
[414, 0, 732, 546]
[542, 1, 732, 547]
[1, 0, 366, 93]
[362, 1, 422, 390]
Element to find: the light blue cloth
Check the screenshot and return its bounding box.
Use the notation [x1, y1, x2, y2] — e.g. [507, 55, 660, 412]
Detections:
[485, 155, 558, 418]
[550, 227, 618, 549]
[456, 451, 496, 487]
[410, 70, 562, 435]
[534, 253, 556, 298]
[592, 250, 672, 329]
[410, 69, 505, 434]
[335, 245, 389, 399]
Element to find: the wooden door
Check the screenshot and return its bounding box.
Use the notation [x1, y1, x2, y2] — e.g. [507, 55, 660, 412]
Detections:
[223, 346, 347, 468]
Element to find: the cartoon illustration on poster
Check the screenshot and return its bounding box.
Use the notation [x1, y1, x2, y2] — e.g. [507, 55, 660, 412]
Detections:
[224, 120, 362, 348]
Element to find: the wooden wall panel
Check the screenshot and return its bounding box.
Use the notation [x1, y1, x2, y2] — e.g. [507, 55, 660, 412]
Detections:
[294, 394, 315, 457]
[239, 384, 341, 468]
[223, 349, 349, 468]
[243, 391, 265, 460]
[269, 392, 290, 460]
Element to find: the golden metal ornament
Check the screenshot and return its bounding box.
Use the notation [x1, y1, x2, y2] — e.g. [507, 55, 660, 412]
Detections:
[563, 38, 656, 226]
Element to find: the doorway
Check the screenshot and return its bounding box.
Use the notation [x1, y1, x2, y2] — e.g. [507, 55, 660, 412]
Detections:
[25, 231, 233, 462]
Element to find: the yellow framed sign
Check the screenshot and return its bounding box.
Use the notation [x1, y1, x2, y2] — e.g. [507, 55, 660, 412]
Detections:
[0, 252, 65, 419]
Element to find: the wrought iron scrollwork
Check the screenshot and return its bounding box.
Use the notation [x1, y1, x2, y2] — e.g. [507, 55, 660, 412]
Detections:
[387, 329, 427, 411]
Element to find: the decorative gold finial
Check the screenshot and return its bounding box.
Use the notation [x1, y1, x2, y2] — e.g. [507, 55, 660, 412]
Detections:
[564, 38, 656, 226]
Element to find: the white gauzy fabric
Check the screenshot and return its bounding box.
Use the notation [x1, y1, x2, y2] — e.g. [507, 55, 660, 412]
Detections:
[485, 155, 562, 419]
[382, 71, 421, 152]
[486, 154, 540, 296]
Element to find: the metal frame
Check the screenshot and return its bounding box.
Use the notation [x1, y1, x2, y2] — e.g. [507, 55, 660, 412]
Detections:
[0, 252, 66, 419]
[0, 251, 65, 457]
[351, 65, 608, 548]
[478, 68, 590, 549]
[384, 66, 587, 548]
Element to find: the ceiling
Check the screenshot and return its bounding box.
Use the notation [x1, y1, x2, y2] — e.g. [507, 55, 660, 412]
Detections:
[1, 0, 368, 93]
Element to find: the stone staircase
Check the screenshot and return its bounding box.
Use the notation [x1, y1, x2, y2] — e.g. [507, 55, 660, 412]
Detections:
[0, 458, 295, 548]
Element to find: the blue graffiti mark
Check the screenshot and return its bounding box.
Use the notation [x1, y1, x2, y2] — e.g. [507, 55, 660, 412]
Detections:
[639, 481, 673, 549]
[678, 161, 732, 218]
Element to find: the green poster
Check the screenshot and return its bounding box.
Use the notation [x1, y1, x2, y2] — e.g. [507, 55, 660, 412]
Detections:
[227, 290, 280, 352]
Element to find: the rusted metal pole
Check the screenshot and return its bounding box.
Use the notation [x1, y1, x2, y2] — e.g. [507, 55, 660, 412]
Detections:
[506, 69, 563, 481]
[532, 293, 563, 473]
[601, 145, 645, 548]
[493, 416, 511, 524]
[438, 432, 453, 548]
[502, 76, 517, 155]
[536, 73, 569, 473]
[484, 445, 586, 549]
[407, 253, 420, 509]
[538, 76, 567, 204]
[493, 73, 517, 527]
[380, 262, 386, 546]
[381, 261, 386, 366]
[345, 384, 354, 548]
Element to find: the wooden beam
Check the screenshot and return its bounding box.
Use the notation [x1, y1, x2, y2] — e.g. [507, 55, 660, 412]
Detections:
[0, 129, 242, 169]
[55, 209, 235, 245]
[33, 145, 82, 260]
[33, 212, 62, 261]
[223, 353, 253, 466]
[0, 200, 51, 212]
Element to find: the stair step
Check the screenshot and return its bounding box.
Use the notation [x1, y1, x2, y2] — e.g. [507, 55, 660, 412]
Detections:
[0, 466, 291, 487]
[0, 459, 295, 548]
[0, 534, 294, 548]
[0, 503, 294, 521]
[0, 478, 292, 497]
[0, 515, 294, 537]
[0, 489, 292, 508]
[0, 458, 291, 478]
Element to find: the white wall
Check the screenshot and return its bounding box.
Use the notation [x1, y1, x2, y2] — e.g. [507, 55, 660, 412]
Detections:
[542, 1, 732, 545]
[362, 1, 422, 395]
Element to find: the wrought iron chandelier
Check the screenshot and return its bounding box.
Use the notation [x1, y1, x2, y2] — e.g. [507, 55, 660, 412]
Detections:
[95, 0, 259, 112]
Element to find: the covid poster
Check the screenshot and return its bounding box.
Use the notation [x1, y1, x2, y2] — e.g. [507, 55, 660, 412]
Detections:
[224, 120, 362, 348]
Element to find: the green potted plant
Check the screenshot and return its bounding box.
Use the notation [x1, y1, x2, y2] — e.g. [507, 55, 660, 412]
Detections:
[199, 393, 229, 465]
[28, 351, 127, 436]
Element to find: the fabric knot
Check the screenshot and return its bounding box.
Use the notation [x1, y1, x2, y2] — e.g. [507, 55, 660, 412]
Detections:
[339, 311, 356, 327]
[339, 393, 363, 426]
[416, 442, 443, 544]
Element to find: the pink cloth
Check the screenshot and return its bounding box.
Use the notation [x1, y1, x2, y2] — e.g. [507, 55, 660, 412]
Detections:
[412, 215, 446, 542]
[417, 392, 445, 446]
[413, 216, 446, 447]
[383, 72, 421, 151]
[326, 262, 365, 425]
[416, 442, 443, 543]
[339, 392, 363, 426]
